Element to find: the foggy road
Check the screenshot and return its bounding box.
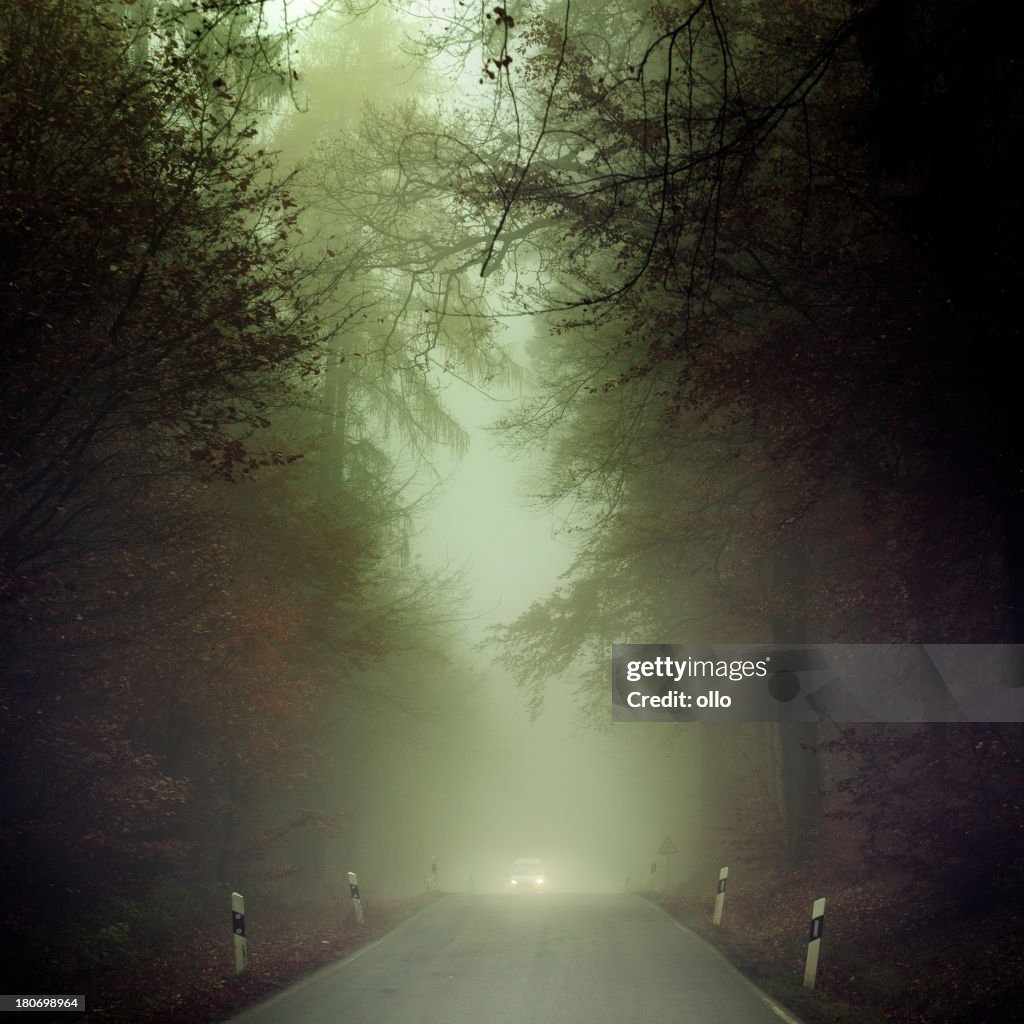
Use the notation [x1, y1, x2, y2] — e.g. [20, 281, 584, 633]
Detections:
[228, 894, 796, 1024]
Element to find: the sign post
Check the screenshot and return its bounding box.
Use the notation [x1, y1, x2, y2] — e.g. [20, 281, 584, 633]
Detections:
[804, 897, 826, 988]
[348, 871, 365, 925]
[231, 891, 247, 977]
[713, 867, 728, 926]
[657, 836, 677, 892]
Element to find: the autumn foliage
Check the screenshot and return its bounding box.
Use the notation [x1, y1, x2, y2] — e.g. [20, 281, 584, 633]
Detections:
[474, 4, 1024, 1017]
[0, 0, 406, 994]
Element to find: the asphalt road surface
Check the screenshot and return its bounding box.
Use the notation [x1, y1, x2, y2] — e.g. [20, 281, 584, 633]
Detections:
[229, 893, 798, 1024]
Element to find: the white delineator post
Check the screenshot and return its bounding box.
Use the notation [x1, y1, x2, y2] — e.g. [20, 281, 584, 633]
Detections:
[713, 867, 728, 926]
[231, 891, 247, 976]
[348, 871, 365, 924]
[803, 897, 826, 988]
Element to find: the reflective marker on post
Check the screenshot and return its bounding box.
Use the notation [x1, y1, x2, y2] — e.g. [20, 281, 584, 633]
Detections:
[804, 897, 826, 988]
[231, 891, 247, 977]
[348, 870, 365, 924]
[713, 866, 728, 926]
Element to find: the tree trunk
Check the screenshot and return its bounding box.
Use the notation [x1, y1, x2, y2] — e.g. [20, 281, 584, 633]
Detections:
[771, 539, 822, 864]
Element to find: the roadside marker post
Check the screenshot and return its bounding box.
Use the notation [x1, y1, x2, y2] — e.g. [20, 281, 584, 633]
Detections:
[348, 870, 365, 925]
[231, 891, 247, 977]
[713, 867, 728, 926]
[803, 897, 826, 988]
[658, 835, 678, 892]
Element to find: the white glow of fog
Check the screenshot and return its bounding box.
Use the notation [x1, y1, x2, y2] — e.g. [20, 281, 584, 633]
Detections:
[263, 0, 704, 899]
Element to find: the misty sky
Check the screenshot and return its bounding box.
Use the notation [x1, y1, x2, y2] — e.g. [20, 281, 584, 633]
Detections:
[422, 349, 572, 632]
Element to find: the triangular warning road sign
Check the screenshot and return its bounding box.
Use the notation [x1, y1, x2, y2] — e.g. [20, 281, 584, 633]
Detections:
[658, 835, 678, 854]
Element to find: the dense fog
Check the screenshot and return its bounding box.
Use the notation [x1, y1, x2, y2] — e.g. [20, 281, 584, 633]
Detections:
[1, 3, 1021, 1022]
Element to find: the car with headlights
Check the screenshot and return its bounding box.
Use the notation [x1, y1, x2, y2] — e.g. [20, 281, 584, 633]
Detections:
[509, 858, 546, 890]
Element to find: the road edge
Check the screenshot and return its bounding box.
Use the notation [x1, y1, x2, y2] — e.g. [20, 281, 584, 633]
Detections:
[223, 893, 452, 1022]
[639, 894, 807, 1024]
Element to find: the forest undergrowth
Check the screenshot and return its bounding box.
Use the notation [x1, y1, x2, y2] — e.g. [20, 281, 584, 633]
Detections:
[38, 889, 442, 1024]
